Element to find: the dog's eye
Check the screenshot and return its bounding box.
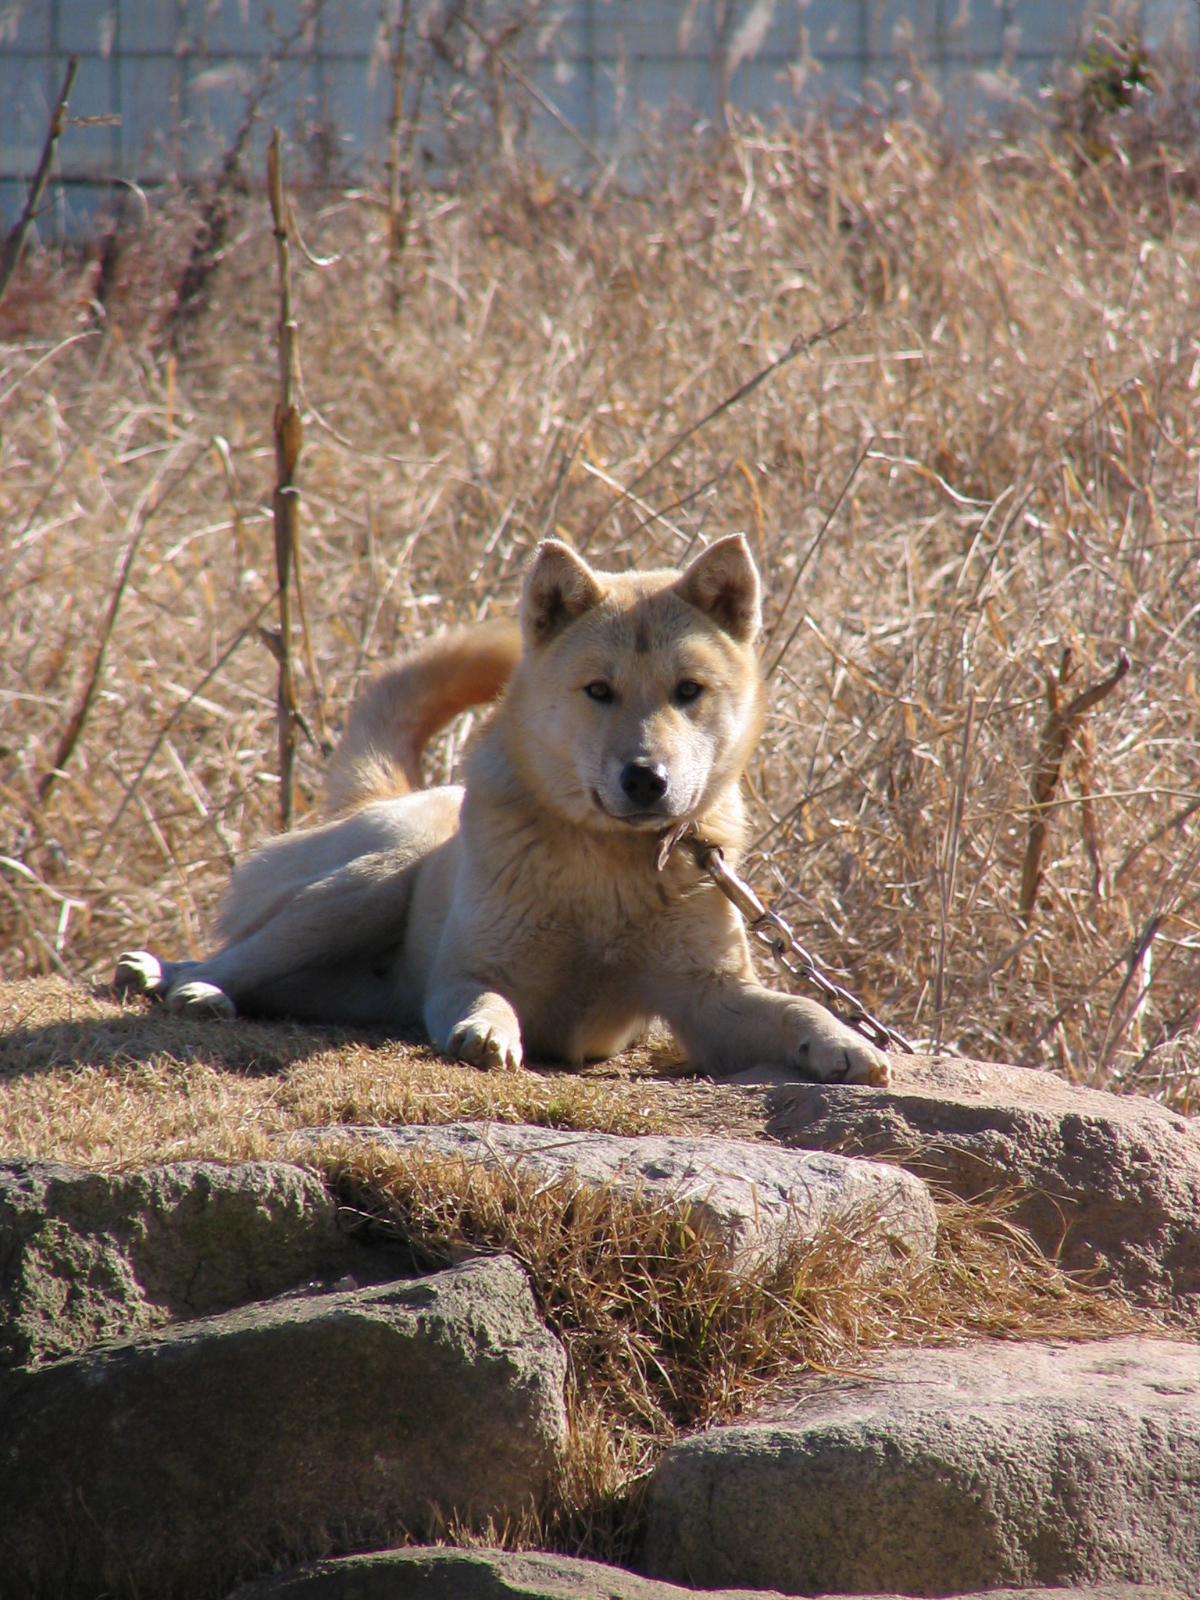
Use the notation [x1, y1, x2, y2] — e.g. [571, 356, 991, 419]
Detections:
[585, 681, 614, 703]
[675, 680, 703, 704]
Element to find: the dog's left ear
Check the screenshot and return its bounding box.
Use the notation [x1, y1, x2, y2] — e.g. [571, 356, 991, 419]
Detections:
[675, 534, 761, 642]
[522, 539, 606, 647]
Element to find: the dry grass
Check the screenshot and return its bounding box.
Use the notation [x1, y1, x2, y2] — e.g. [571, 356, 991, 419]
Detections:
[3, 109, 1200, 1106]
[319, 1139, 1145, 1562]
[0, 976, 770, 1167]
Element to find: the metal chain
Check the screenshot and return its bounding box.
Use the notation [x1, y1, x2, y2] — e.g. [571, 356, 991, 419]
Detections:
[657, 821, 914, 1055]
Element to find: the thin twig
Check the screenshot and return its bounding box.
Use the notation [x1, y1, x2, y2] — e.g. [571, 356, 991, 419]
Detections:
[459, 15, 607, 174]
[36, 444, 204, 806]
[88, 592, 279, 871]
[934, 687, 975, 1051]
[1018, 649, 1131, 925]
[0, 57, 79, 307]
[581, 310, 861, 550]
[1114, 793, 1200, 886]
[268, 128, 303, 831]
[1018, 884, 1200, 1065]
[765, 437, 873, 677]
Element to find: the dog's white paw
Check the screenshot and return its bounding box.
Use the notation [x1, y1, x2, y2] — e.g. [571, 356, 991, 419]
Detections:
[446, 1018, 523, 1072]
[824, 1034, 891, 1087]
[114, 950, 166, 997]
[784, 1001, 890, 1087]
[167, 981, 236, 1021]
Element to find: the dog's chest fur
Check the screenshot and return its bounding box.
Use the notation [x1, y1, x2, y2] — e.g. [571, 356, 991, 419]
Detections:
[450, 783, 747, 1060]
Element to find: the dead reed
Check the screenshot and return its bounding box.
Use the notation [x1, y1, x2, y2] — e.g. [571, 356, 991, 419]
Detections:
[2, 110, 1199, 1105]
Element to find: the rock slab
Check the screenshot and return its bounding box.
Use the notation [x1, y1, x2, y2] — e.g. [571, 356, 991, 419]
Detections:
[0, 1253, 568, 1600]
[230, 1545, 1185, 1600]
[230, 1545, 782, 1599]
[308, 1122, 937, 1266]
[768, 1056, 1200, 1318]
[643, 1335, 1200, 1597]
[0, 1158, 349, 1366]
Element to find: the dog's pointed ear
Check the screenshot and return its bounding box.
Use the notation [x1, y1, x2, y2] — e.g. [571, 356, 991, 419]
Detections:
[675, 534, 761, 642]
[521, 540, 605, 647]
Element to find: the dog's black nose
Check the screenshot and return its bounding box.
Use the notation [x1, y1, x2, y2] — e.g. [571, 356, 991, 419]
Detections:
[620, 760, 669, 807]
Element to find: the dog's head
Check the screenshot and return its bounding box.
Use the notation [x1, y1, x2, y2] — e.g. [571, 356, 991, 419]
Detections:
[505, 535, 765, 831]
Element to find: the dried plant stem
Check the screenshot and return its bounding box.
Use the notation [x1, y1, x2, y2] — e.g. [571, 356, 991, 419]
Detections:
[291, 542, 330, 751]
[581, 309, 859, 550]
[1019, 650, 1131, 925]
[268, 128, 303, 832]
[92, 590, 279, 869]
[0, 56, 79, 307]
[765, 435, 872, 677]
[934, 688, 975, 1050]
[36, 445, 203, 807]
[386, 0, 414, 306]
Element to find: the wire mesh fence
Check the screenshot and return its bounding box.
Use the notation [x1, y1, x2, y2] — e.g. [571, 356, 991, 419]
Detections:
[5, 1, 1199, 233]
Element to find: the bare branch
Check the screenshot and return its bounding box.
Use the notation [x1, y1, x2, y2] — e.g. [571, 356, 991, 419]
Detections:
[0, 57, 79, 308]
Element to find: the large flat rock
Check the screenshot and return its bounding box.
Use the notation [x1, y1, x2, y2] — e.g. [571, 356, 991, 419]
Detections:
[227, 1548, 1184, 1600]
[0, 1253, 568, 1599]
[307, 1122, 937, 1267]
[643, 1335, 1200, 1596]
[0, 1158, 351, 1366]
[767, 1058, 1200, 1318]
[228, 1545, 1184, 1600]
[229, 1545, 783, 1598]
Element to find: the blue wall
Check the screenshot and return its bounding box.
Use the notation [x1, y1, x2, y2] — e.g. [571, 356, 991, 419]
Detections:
[4, 1, 1196, 232]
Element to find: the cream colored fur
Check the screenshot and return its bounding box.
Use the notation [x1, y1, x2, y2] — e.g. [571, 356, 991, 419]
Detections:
[115, 536, 889, 1086]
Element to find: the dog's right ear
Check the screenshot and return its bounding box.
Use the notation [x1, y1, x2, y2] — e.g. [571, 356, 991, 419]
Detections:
[675, 533, 761, 642]
[521, 540, 605, 647]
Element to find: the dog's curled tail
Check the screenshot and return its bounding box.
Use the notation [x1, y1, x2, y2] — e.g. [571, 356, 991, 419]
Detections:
[324, 618, 522, 814]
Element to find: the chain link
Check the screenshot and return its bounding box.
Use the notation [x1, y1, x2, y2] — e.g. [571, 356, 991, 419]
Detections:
[657, 822, 914, 1055]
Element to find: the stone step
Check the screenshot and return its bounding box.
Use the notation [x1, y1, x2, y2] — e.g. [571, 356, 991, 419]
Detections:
[0, 1158, 356, 1367]
[0, 1254, 568, 1599]
[229, 1545, 1187, 1599]
[643, 1335, 1200, 1597]
[766, 1056, 1200, 1320]
[302, 1121, 938, 1268]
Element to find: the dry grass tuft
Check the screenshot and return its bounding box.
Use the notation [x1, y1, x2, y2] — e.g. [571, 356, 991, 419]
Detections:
[318, 1138, 1145, 1562]
[0, 977, 766, 1168]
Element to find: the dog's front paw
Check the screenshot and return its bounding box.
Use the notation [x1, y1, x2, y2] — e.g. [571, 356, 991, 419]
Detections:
[167, 980, 236, 1020]
[446, 1017, 523, 1072]
[114, 950, 166, 998]
[784, 1000, 890, 1087]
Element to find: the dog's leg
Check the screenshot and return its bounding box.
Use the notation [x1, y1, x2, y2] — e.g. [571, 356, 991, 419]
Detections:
[663, 979, 890, 1086]
[424, 980, 524, 1071]
[117, 850, 421, 1023]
